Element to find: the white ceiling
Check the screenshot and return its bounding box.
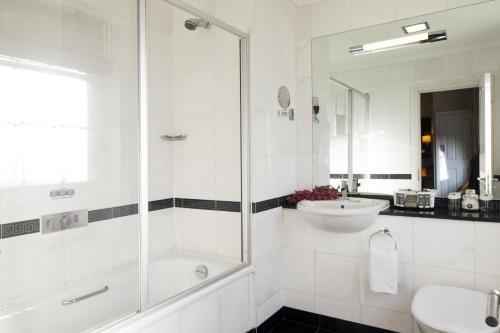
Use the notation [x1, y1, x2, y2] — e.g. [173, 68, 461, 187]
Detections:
[290, 0, 324, 7]
[314, 0, 500, 72]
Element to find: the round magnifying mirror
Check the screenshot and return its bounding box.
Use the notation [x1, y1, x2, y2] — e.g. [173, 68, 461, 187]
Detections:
[278, 86, 290, 109]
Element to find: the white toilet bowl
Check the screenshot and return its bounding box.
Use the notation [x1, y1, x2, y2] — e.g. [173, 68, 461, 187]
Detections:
[412, 285, 498, 333]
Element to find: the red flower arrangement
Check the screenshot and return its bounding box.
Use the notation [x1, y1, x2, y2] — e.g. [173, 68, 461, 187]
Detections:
[287, 185, 339, 204]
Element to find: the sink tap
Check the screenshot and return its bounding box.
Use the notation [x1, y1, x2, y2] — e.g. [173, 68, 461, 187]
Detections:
[340, 180, 348, 200]
[351, 177, 361, 193]
[485, 289, 500, 327]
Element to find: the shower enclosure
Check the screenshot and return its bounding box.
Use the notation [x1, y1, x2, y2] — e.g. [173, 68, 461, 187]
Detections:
[0, 0, 249, 332]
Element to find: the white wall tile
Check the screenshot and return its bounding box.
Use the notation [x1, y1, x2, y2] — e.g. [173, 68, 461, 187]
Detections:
[413, 265, 474, 291]
[2, 233, 65, 304]
[315, 253, 361, 302]
[282, 289, 315, 313]
[475, 222, 500, 275]
[255, 250, 283, 305]
[64, 220, 114, 283]
[314, 294, 361, 323]
[256, 291, 283, 326]
[361, 305, 413, 333]
[351, 0, 397, 29]
[414, 218, 474, 271]
[315, 229, 361, 257]
[215, 211, 241, 259]
[283, 248, 314, 293]
[253, 208, 283, 260]
[283, 210, 314, 250]
[179, 209, 217, 254]
[475, 273, 500, 294]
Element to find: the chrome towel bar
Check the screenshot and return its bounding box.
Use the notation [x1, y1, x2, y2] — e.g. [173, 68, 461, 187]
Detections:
[61, 285, 109, 306]
[369, 228, 397, 250]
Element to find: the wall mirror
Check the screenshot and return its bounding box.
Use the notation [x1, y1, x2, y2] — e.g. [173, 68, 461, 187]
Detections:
[311, 0, 500, 199]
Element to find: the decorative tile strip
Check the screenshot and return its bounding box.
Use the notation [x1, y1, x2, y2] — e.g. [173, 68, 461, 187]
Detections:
[148, 198, 174, 212]
[252, 195, 290, 213]
[1, 219, 40, 239]
[112, 204, 139, 218]
[88, 208, 113, 223]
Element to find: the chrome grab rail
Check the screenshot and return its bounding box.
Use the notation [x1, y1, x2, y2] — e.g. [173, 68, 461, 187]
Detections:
[61, 286, 109, 306]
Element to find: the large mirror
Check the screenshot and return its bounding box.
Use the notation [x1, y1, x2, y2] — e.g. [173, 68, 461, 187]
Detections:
[312, 0, 500, 199]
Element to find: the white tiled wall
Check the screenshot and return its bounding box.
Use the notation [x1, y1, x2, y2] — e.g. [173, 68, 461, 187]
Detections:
[281, 209, 500, 332]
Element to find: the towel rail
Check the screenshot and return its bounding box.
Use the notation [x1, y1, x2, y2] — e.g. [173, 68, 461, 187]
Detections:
[369, 228, 397, 250]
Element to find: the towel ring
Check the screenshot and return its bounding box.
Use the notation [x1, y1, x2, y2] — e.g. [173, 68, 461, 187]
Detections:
[369, 228, 397, 250]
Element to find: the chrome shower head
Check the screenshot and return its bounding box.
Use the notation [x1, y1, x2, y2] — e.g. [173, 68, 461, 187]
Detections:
[184, 18, 211, 31]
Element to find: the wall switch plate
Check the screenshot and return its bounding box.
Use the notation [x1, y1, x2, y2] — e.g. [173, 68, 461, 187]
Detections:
[41, 209, 88, 234]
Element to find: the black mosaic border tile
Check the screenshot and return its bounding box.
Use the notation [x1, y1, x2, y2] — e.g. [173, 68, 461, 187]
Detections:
[330, 173, 367, 179]
[252, 306, 396, 333]
[252, 195, 290, 213]
[148, 198, 174, 212]
[330, 174, 412, 180]
[89, 208, 113, 223]
[173, 198, 241, 212]
[1, 219, 40, 239]
[112, 204, 139, 218]
[215, 200, 241, 212]
[1, 197, 242, 239]
[370, 173, 412, 180]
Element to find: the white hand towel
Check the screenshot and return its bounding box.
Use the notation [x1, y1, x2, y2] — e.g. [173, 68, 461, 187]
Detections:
[369, 246, 399, 294]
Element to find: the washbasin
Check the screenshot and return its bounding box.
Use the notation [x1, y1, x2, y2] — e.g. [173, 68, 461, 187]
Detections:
[297, 198, 390, 233]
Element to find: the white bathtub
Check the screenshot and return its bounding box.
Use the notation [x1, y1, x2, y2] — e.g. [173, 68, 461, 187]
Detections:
[148, 252, 239, 307]
[0, 252, 239, 333]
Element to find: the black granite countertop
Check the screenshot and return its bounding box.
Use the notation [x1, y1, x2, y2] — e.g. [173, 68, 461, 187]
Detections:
[380, 207, 500, 223]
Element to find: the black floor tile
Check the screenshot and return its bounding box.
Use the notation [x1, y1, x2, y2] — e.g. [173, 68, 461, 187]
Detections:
[268, 320, 318, 333]
[283, 307, 320, 327]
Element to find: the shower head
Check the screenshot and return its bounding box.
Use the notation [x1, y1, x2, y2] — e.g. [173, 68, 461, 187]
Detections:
[184, 18, 212, 31]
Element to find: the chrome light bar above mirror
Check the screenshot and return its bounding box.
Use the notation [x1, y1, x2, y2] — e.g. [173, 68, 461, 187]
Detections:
[349, 30, 447, 55]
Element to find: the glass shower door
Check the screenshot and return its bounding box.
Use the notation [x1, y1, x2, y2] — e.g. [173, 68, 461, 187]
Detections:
[145, 0, 245, 308]
[0, 1, 140, 332]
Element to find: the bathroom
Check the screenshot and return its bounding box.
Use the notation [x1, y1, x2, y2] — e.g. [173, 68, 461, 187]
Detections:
[0, 0, 499, 332]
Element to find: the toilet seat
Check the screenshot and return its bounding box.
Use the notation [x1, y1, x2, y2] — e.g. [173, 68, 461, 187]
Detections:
[412, 285, 498, 333]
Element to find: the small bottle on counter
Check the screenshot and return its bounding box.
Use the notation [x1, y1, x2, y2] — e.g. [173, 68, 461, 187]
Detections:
[480, 193, 493, 212]
[448, 192, 461, 211]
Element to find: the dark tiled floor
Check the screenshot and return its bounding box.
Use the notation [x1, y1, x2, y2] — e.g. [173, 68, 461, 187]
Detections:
[268, 320, 320, 333]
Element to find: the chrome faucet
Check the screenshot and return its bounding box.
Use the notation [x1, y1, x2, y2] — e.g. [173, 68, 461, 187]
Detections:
[340, 180, 348, 200]
[485, 289, 500, 327]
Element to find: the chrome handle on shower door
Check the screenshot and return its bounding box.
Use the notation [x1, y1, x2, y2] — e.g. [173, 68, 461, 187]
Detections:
[61, 286, 109, 305]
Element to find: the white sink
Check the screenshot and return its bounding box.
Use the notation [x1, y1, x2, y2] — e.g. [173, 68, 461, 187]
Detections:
[297, 198, 390, 233]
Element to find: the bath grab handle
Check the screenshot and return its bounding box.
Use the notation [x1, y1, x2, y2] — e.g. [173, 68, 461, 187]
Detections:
[369, 228, 397, 250]
[486, 289, 500, 327]
[61, 286, 109, 306]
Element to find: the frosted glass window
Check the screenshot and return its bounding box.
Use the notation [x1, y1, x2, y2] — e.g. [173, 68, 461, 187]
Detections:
[0, 58, 88, 186]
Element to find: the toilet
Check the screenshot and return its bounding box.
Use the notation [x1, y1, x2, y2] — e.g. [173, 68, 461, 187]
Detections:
[412, 285, 498, 333]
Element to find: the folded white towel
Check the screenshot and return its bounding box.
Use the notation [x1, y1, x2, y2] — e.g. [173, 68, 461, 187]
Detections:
[369, 245, 399, 294]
